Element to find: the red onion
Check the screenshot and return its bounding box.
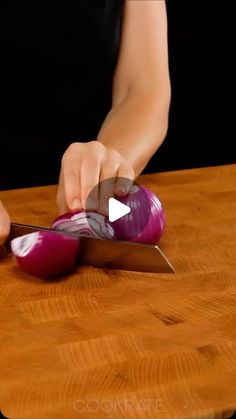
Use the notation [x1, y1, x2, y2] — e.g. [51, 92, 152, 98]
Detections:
[52, 211, 116, 239]
[112, 185, 166, 244]
[11, 187, 165, 278]
[11, 231, 80, 279]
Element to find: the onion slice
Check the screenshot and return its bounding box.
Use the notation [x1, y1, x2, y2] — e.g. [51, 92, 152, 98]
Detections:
[52, 211, 116, 239]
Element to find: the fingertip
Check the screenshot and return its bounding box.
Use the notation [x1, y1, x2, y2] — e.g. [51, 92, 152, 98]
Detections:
[115, 178, 133, 197]
[62, 169, 81, 213]
[114, 185, 129, 197]
[115, 164, 135, 197]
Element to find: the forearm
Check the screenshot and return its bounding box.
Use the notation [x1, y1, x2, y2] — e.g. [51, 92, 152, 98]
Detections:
[97, 88, 170, 178]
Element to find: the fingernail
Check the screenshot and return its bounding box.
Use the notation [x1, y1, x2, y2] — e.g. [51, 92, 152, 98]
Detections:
[71, 199, 81, 210]
[115, 186, 128, 196]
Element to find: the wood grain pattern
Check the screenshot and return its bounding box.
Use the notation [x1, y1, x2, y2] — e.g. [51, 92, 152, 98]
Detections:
[0, 164, 236, 419]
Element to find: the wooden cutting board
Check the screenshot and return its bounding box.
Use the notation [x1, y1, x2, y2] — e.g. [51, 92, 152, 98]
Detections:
[0, 165, 236, 419]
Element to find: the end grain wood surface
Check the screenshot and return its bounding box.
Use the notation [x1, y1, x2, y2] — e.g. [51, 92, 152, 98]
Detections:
[0, 165, 236, 419]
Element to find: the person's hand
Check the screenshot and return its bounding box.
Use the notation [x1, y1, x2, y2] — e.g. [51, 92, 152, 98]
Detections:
[0, 200, 10, 245]
[57, 141, 135, 215]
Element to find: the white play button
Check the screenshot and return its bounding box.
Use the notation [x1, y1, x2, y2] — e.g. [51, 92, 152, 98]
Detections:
[108, 197, 131, 222]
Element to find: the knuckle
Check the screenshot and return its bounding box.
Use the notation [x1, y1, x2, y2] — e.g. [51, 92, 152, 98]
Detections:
[61, 143, 80, 164]
[68, 142, 80, 153]
[88, 140, 104, 153]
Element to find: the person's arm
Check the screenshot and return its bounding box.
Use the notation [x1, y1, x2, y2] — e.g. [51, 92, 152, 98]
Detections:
[57, 0, 170, 214]
[98, 0, 171, 176]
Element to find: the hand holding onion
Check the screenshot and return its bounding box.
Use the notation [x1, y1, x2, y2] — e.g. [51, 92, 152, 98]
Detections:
[57, 141, 135, 215]
[11, 187, 166, 279]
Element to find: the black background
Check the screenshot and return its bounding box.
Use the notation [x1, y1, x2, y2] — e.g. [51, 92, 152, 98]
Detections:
[146, 0, 235, 173]
[0, 0, 234, 190]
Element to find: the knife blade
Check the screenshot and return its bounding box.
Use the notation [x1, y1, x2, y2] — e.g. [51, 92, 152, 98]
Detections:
[6, 222, 174, 273]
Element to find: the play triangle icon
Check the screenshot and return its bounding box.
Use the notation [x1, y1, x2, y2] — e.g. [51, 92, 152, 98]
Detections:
[108, 197, 131, 222]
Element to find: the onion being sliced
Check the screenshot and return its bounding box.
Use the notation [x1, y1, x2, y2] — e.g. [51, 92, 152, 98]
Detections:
[11, 231, 80, 279]
[112, 186, 166, 244]
[52, 211, 116, 239]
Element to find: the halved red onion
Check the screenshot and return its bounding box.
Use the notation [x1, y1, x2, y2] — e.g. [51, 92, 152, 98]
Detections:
[11, 231, 80, 279]
[52, 211, 116, 239]
[112, 186, 166, 244]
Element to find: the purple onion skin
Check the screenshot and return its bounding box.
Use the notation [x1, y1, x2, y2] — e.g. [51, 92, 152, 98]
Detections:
[11, 231, 80, 279]
[112, 187, 166, 245]
[129, 208, 166, 244]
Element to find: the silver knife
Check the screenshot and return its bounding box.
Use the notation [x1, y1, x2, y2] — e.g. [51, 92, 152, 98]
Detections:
[6, 222, 174, 274]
